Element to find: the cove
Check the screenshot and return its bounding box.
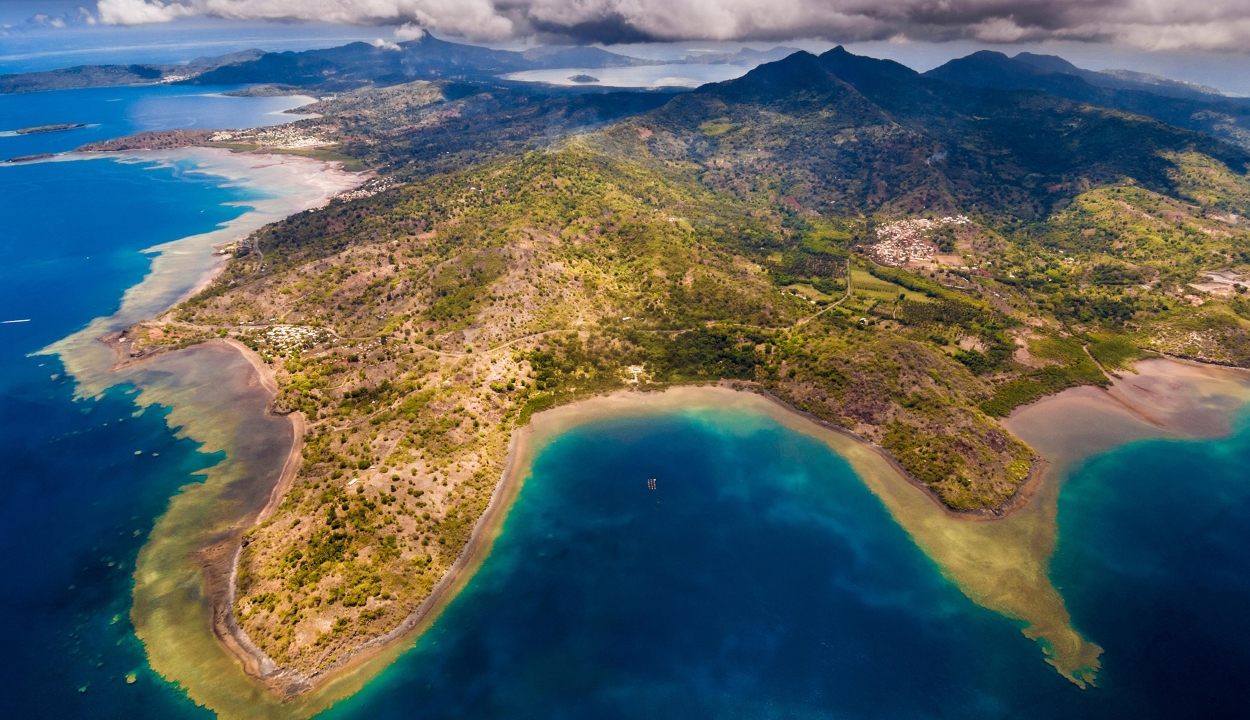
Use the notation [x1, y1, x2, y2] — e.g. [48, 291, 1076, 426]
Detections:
[319, 394, 1089, 719]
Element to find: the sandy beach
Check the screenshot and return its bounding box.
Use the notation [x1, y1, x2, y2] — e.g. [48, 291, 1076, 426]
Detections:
[82, 343, 1250, 719]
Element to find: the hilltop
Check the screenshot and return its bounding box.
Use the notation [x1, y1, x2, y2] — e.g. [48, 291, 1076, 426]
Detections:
[107, 46, 1250, 691]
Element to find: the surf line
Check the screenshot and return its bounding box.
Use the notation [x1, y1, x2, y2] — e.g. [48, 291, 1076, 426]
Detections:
[1, 319, 31, 324]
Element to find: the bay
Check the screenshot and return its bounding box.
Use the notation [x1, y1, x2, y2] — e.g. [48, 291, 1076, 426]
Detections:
[0, 84, 313, 161]
[318, 407, 1250, 720]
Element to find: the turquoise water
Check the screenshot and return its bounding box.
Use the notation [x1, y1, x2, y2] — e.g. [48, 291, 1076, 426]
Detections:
[3, 84, 1250, 719]
[0, 87, 289, 718]
[317, 409, 1250, 719]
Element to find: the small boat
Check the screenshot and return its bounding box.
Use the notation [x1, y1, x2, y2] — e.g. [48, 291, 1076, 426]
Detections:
[647, 478, 656, 490]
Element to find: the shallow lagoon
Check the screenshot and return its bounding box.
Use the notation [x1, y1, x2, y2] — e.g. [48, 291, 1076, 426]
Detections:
[0, 145, 255, 720]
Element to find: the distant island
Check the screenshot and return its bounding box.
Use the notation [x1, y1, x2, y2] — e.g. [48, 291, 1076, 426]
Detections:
[567, 74, 599, 83]
[13, 123, 88, 135]
[4, 153, 55, 163]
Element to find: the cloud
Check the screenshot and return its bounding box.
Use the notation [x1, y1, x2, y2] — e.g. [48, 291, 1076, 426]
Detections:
[98, 0, 513, 39]
[394, 22, 425, 41]
[98, 0, 194, 24]
[93, 0, 1250, 52]
[371, 37, 401, 50]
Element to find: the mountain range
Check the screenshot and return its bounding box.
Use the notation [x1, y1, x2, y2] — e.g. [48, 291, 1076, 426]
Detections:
[925, 50, 1250, 151]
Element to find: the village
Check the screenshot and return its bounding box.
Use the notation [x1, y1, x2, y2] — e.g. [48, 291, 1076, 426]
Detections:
[865, 216, 970, 267]
[210, 126, 330, 150]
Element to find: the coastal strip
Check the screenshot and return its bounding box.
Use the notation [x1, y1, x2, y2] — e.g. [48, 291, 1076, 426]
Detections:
[32, 146, 363, 715]
[86, 347, 1250, 718]
[42, 147, 365, 396]
[114, 336, 541, 719]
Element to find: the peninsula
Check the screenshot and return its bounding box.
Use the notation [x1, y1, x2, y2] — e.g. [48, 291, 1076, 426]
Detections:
[13, 123, 89, 134]
[86, 42, 1250, 717]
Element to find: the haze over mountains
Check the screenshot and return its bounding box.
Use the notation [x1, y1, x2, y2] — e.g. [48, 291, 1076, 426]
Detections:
[4, 33, 1248, 158]
[925, 50, 1250, 151]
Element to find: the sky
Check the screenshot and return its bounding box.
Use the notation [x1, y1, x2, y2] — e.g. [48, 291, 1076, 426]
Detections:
[1, 0, 1249, 95]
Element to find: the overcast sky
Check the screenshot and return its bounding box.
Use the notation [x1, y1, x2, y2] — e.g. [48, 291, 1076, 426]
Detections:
[2, 0, 1248, 94]
[62, 0, 1250, 52]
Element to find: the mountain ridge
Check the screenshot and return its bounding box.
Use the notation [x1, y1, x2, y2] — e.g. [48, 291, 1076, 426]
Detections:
[925, 50, 1250, 151]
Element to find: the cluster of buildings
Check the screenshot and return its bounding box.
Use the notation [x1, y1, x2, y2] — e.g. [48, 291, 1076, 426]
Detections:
[866, 216, 970, 266]
[210, 127, 329, 150]
[335, 177, 400, 203]
[262, 324, 325, 352]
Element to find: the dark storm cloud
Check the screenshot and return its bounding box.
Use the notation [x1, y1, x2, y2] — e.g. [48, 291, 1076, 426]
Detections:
[91, 0, 1250, 52]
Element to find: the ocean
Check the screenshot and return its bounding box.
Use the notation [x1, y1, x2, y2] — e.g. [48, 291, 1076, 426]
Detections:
[2, 84, 1250, 720]
[0, 85, 309, 718]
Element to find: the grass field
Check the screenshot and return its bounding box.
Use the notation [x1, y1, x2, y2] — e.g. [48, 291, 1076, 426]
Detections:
[849, 267, 930, 303]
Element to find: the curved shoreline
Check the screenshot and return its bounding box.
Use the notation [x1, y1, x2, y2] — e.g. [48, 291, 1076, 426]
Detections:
[109, 342, 1250, 716]
[212, 382, 1101, 705]
[750, 384, 1053, 521]
[41, 146, 366, 396]
[210, 335, 542, 700]
[39, 144, 1250, 713]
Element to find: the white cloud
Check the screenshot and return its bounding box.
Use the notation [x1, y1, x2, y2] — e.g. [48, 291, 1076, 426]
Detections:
[394, 22, 425, 41]
[91, 0, 1250, 52]
[371, 37, 401, 50]
[98, 0, 194, 24]
[97, 0, 512, 39]
[970, 18, 1030, 44]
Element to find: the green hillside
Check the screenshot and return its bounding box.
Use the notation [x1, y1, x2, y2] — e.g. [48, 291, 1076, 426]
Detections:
[112, 47, 1250, 676]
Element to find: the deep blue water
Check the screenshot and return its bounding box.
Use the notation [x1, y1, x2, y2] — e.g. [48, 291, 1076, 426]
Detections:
[3, 83, 1250, 720]
[0, 86, 289, 718]
[1051, 420, 1250, 718]
[316, 411, 1250, 720]
[0, 84, 312, 161]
